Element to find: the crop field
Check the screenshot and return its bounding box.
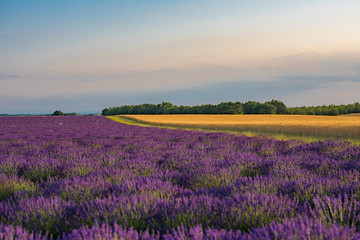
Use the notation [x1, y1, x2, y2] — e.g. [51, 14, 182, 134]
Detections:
[1, 116, 360, 239]
[121, 114, 360, 141]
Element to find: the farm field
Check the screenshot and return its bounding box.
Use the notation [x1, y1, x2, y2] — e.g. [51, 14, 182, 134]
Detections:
[120, 114, 360, 143]
[1, 116, 360, 239]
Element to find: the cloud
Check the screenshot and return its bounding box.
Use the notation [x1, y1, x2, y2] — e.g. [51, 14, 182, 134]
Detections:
[305, 44, 325, 55]
[2, 73, 360, 114]
[0, 74, 21, 81]
[0, 77, 319, 114]
[277, 75, 360, 83]
[2, 50, 360, 99]
[1, 50, 360, 113]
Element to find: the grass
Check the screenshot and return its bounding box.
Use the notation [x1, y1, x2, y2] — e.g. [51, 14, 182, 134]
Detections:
[106, 116, 151, 126]
[108, 115, 360, 144]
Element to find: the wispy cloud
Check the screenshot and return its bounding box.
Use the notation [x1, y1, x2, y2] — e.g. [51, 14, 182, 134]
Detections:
[0, 74, 21, 81]
[1, 51, 360, 113]
[277, 75, 360, 83]
[305, 44, 325, 55]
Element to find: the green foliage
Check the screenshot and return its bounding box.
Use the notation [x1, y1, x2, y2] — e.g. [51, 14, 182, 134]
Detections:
[243, 100, 285, 114]
[52, 110, 64, 116]
[64, 112, 78, 116]
[102, 100, 278, 115]
[257, 103, 276, 114]
[102, 101, 360, 116]
[287, 102, 360, 116]
[243, 101, 260, 114]
[268, 99, 287, 114]
[0, 175, 36, 201]
[215, 102, 243, 114]
[52, 111, 78, 116]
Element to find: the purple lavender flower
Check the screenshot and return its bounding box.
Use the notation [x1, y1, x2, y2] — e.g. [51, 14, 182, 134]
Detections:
[1, 116, 360, 239]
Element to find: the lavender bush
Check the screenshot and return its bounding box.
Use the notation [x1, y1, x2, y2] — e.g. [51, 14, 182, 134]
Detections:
[0, 116, 360, 239]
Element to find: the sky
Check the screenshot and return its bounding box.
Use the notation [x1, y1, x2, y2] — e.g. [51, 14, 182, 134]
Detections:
[1, 0, 360, 114]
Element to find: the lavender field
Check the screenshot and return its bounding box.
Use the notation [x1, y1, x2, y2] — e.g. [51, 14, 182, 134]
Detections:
[1, 116, 360, 239]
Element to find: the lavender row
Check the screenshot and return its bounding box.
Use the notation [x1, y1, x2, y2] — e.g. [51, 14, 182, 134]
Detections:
[1, 116, 360, 239]
[2, 216, 360, 240]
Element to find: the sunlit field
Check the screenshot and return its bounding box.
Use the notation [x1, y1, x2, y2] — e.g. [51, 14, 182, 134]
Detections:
[120, 114, 360, 141]
[1, 116, 360, 239]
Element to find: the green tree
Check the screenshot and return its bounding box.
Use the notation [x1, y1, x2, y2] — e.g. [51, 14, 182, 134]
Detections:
[243, 101, 260, 114]
[102, 108, 110, 115]
[160, 102, 175, 114]
[256, 103, 276, 114]
[52, 110, 64, 116]
[215, 102, 243, 114]
[267, 99, 287, 114]
[64, 112, 78, 116]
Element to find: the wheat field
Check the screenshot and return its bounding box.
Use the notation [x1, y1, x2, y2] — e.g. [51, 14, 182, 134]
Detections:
[120, 114, 360, 139]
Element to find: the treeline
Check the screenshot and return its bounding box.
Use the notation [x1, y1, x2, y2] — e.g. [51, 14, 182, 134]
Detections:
[102, 101, 360, 116]
[102, 100, 287, 115]
[52, 110, 79, 116]
[287, 103, 360, 116]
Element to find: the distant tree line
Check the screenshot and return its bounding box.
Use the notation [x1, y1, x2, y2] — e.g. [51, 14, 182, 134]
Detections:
[287, 103, 360, 116]
[0, 114, 34, 117]
[52, 110, 78, 116]
[102, 101, 360, 116]
[102, 100, 285, 115]
[0, 112, 81, 117]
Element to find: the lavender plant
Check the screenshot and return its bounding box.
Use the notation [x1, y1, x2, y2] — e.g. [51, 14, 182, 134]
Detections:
[0, 116, 360, 239]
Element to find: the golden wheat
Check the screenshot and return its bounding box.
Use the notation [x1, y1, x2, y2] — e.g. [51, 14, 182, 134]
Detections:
[121, 114, 360, 138]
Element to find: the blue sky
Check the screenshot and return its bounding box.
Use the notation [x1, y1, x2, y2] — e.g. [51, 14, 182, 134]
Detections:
[1, 1, 360, 113]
